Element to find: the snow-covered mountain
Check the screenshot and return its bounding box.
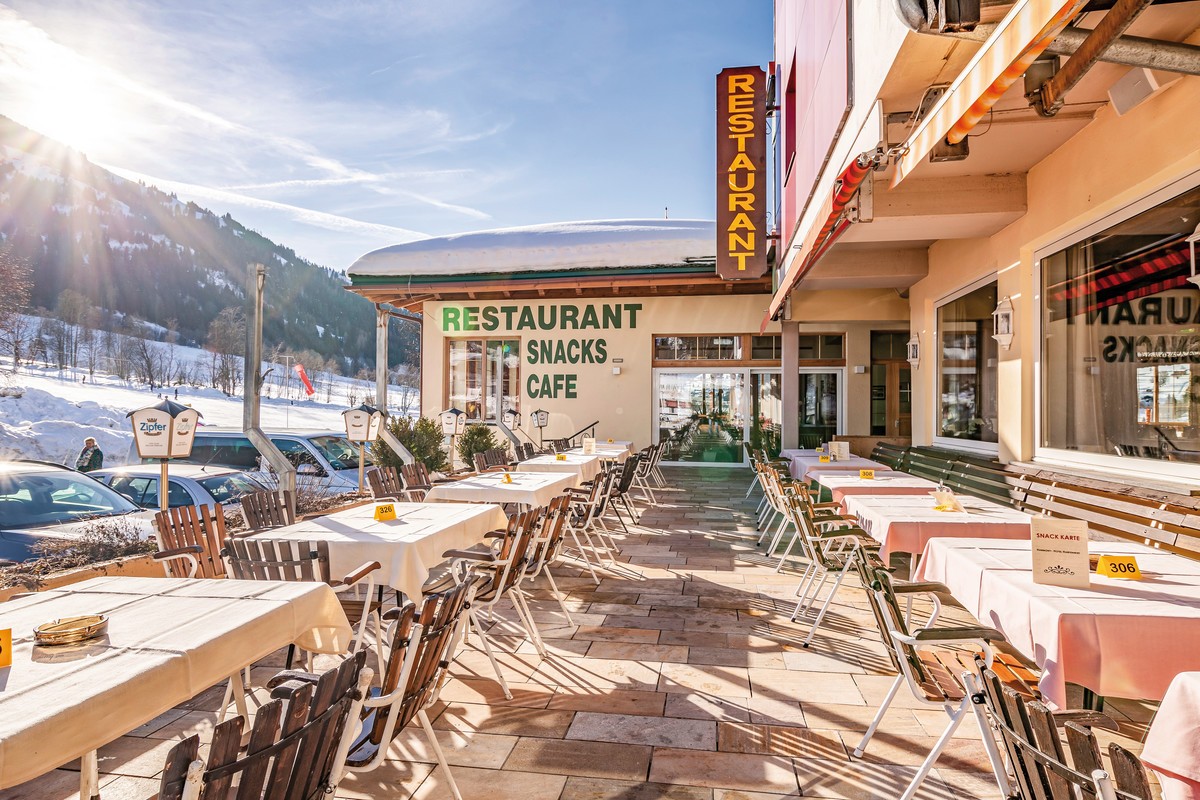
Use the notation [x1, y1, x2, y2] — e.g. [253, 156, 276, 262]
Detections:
[0, 116, 417, 374]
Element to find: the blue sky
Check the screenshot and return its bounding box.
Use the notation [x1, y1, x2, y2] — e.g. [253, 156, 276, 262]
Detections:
[0, 1, 771, 269]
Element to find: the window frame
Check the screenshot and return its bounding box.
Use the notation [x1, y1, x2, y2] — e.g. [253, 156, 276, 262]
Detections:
[1033, 168, 1200, 483]
[444, 337, 522, 421]
[932, 273, 1001, 455]
[651, 333, 782, 367]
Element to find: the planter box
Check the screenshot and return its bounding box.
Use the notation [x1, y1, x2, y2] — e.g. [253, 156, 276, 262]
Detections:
[0, 553, 162, 603]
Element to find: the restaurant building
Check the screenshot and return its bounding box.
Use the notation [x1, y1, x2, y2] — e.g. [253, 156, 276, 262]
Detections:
[345, 219, 907, 464]
[770, 0, 1200, 485]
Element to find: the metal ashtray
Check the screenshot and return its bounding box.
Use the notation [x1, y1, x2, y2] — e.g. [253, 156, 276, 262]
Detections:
[34, 614, 109, 646]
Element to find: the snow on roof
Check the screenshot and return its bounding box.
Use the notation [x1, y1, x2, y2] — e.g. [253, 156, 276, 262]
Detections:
[347, 219, 716, 278]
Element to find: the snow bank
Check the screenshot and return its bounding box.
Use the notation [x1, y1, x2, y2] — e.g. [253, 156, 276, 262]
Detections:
[347, 219, 715, 277]
[0, 385, 131, 465]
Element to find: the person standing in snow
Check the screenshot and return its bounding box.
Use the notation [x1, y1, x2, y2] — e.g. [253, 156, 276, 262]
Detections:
[75, 437, 104, 472]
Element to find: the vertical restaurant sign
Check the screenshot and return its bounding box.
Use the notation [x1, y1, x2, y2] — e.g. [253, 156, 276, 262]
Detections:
[716, 66, 767, 280]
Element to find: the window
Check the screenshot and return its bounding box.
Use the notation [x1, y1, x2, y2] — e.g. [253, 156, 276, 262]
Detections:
[797, 334, 844, 361]
[653, 336, 743, 361]
[1042, 184, 1200, 464]
[448, 338, 519, 420]
[871, 331, 909, 360]
[937, 281, 999, 444]
[750, 335, 781, 360]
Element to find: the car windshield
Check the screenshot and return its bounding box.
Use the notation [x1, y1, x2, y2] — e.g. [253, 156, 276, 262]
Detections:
[197, 473, 266, 504]
[0, 470, 139, 530]
[309, 436, 373, 471]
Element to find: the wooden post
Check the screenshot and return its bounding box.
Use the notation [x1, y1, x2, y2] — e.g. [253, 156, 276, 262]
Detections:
[160, 459, 169, 513]
[358, 442, 365, 495]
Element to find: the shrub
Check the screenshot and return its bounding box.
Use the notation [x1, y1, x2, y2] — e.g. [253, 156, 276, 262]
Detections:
[0, 517, 156, 590]
[371, 416, 449, 473]
[457, 423, 498, 468]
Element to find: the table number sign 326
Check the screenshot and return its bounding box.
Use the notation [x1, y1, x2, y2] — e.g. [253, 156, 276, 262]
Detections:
[374, 503, 397, 522]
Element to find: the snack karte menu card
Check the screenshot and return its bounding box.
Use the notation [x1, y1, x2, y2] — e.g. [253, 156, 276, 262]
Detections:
[582, 438, 596, 455]
[1030, 518, 1090, 589]
[831, 442, 850, 460]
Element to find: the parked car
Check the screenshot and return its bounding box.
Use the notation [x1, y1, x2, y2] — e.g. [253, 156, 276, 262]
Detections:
[0, 461, 157, 563]
[127, 430, 370, 496]
[91, 464, 270, 512]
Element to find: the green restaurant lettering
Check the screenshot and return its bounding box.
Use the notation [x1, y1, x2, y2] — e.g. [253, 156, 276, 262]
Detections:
[442, 302, 641, 398]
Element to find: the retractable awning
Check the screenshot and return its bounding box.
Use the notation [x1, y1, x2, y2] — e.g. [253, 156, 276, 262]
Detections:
[891, 0, 1089, 186]
[763, 156, 873, 327]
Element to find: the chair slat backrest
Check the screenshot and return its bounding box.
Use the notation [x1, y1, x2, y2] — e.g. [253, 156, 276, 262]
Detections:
[368, 466, 406, 499]
[225, 538, 332, 585]
[347, 579, 473, 767]
[241, 490, 296, 531]
[529, 495, 571, 571]
[399, 463, 432, 492]
[154, 504, 230, 579]
[158, 651, 368, 800]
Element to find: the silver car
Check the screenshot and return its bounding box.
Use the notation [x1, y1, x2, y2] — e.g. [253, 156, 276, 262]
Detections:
[91, 464, 269, 512]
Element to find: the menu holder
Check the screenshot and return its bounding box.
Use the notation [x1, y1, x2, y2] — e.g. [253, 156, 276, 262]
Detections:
[582, 438, 596, 455]
[1031, 518, 1090, 588]
[831, 442, 850, 460]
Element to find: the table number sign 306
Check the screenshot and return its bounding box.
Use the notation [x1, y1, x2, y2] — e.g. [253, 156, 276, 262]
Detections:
[374, 503, 397, 522]
[1095, 555, 1142, 580]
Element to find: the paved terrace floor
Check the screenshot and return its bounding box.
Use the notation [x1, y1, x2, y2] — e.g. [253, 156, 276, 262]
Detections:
[8, 467, 1157, 800]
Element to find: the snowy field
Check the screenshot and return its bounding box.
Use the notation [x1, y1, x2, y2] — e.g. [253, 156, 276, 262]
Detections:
[0, 340, 415, 467]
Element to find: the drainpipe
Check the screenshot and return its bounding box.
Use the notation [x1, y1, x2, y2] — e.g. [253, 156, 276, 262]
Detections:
[243, 263, 296, 517]
[374, 305, 415, 465]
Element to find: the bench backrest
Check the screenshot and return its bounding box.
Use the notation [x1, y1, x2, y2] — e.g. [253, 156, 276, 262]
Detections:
[241, 490, 296, 531]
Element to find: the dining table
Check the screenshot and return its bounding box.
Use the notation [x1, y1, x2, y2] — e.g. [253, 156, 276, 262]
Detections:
[516, 452, 604, 486]
[1141, 671, 1200, 800]
[566, 443, 631, 462]
[0, 576, 352, 790]
[781, 448, 891, 481]
[914, 537, 1200, 708]
[814, 471, 940, 511]
[845, 493, 1031, 558]
[424, 470, 577, 509]
[243, 501, 508, 598]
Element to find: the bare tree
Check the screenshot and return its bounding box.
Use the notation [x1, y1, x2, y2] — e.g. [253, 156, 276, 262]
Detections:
[0, 248, 33, 371]
[205, 307, 245, 395]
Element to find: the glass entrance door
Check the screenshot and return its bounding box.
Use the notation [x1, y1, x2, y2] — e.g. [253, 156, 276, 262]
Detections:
[797, 368, 843, 449]
[750, 370, 782, 458]
[656, 371, 746, 463]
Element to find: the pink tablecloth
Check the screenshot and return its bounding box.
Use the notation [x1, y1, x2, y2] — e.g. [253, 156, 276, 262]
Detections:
[1143, 672, 1200, 800]
[815, 472, 939, 511]
[915, 538, 1200, 707]
[845, 494, 1030, 558]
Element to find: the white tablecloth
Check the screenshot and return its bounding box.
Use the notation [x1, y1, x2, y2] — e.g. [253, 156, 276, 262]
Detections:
[914, 538, 1200, 707]
[1142, 672, 1200, 800]
[567, 444, 630, 462]
[846, 494, 1030, 557]
[424, 471, 576, 508]
[785, 449, 890, 480]
[815, 472, 939, 510]
[517, 453, 603, 485]
[244, 502, 507, 597]
[0, 576, 351, 788]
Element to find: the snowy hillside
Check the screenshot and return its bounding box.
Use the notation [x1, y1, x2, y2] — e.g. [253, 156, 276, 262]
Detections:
[0, 334, 417, 467]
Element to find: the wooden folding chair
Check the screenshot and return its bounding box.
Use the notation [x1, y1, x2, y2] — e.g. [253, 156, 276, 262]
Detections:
[153, 504, 232, 579]
[240, 489, 296, 531]
[399, 462, 434, 500]
[973, 656, 1151, 800]
[157, 651, 371, 800]
[367, 465, 406, 500]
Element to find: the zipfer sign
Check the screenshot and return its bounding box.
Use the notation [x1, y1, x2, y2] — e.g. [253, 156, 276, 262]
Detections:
[716, 65, 767, 281]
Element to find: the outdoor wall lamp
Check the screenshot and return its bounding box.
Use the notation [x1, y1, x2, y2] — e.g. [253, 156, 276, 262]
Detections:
[992, 296, 1015, 350]
[906, 334, 920, 368]
[1187, 223, 1200, 287]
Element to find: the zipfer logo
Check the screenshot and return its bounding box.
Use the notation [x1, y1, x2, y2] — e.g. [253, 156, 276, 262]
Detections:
[139, 417, 167, 437]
